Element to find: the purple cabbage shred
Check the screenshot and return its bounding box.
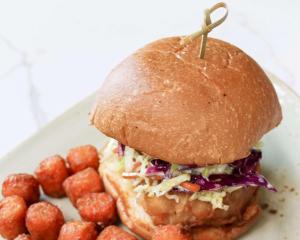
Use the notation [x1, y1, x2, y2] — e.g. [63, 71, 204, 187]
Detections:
[117, 143, 125, 156]
[144, 149, 276, 192]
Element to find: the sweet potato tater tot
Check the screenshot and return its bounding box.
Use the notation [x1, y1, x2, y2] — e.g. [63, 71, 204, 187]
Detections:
[14, 234, 32, 240]
[152, 225, 192, 240]
[26, 202, 65, 240]
[67, 145, 99, 173]
[63, 167, 104, 206]
[58, 221, 97, 240]
[2, 174, 40, 204]
[35, 155, 69, 197]
[0, 196, 27, 239]
[96, 226, 137, 240]
[77, 193, 116, 225]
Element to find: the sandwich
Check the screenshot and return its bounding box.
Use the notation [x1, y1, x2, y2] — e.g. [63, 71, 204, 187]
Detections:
[90, 36, 282, 239]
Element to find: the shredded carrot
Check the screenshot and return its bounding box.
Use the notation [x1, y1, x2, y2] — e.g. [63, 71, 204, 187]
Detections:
[150, 175, 164, 181]
[180, 182, 201, 192]
[122, 173, 139, 179]
[132, 162, 142, 171]
[113, 147, 118, 153]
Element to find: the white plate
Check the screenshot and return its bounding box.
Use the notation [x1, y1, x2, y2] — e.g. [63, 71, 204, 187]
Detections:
[0, 73, 300, 240]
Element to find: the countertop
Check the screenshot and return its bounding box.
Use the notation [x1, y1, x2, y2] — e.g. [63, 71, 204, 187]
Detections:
[0, 0, 299, 157]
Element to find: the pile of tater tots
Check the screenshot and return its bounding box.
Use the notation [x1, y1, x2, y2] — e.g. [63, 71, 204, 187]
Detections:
[0, 145, 138, 240]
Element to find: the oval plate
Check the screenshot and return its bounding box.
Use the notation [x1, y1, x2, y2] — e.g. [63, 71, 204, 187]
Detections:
[0, 73, 299, 240]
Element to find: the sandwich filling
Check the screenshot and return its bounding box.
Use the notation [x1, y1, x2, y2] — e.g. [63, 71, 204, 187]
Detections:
[101, 139, 275, 210]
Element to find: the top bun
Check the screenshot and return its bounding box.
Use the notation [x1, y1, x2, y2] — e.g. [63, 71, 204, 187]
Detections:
[90, 37, 282, 166]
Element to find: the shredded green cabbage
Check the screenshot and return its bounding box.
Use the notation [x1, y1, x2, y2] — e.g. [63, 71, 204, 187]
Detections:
[190, 191, 228, 210]
[189, 187, 242, 210]
[147, 174, 191, 197]
[254, 141, 263, 149]
[185, 164, 233, 178]
[117, 157, 125, 172]
[102, 138, 243, 210]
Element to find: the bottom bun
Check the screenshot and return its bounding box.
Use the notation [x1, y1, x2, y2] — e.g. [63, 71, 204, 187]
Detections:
[99, 155, 261, 240]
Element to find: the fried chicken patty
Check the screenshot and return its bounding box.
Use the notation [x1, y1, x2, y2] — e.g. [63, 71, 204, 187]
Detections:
[139, 187, 258, 227]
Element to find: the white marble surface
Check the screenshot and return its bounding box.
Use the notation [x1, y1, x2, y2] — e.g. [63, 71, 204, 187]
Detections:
[0, 0, 299, 158]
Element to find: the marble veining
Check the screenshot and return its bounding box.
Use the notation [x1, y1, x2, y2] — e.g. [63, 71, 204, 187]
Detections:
[0, 0, 299, 157]
[0, 34, 46, 128]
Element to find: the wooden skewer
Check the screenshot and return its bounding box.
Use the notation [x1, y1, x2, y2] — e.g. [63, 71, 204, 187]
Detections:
[180, 2, 228, 59]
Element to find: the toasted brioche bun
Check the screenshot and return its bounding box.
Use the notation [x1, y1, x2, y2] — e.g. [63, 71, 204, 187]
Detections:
[99, 152, 261, 240]
[91, 37, 282, 166]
